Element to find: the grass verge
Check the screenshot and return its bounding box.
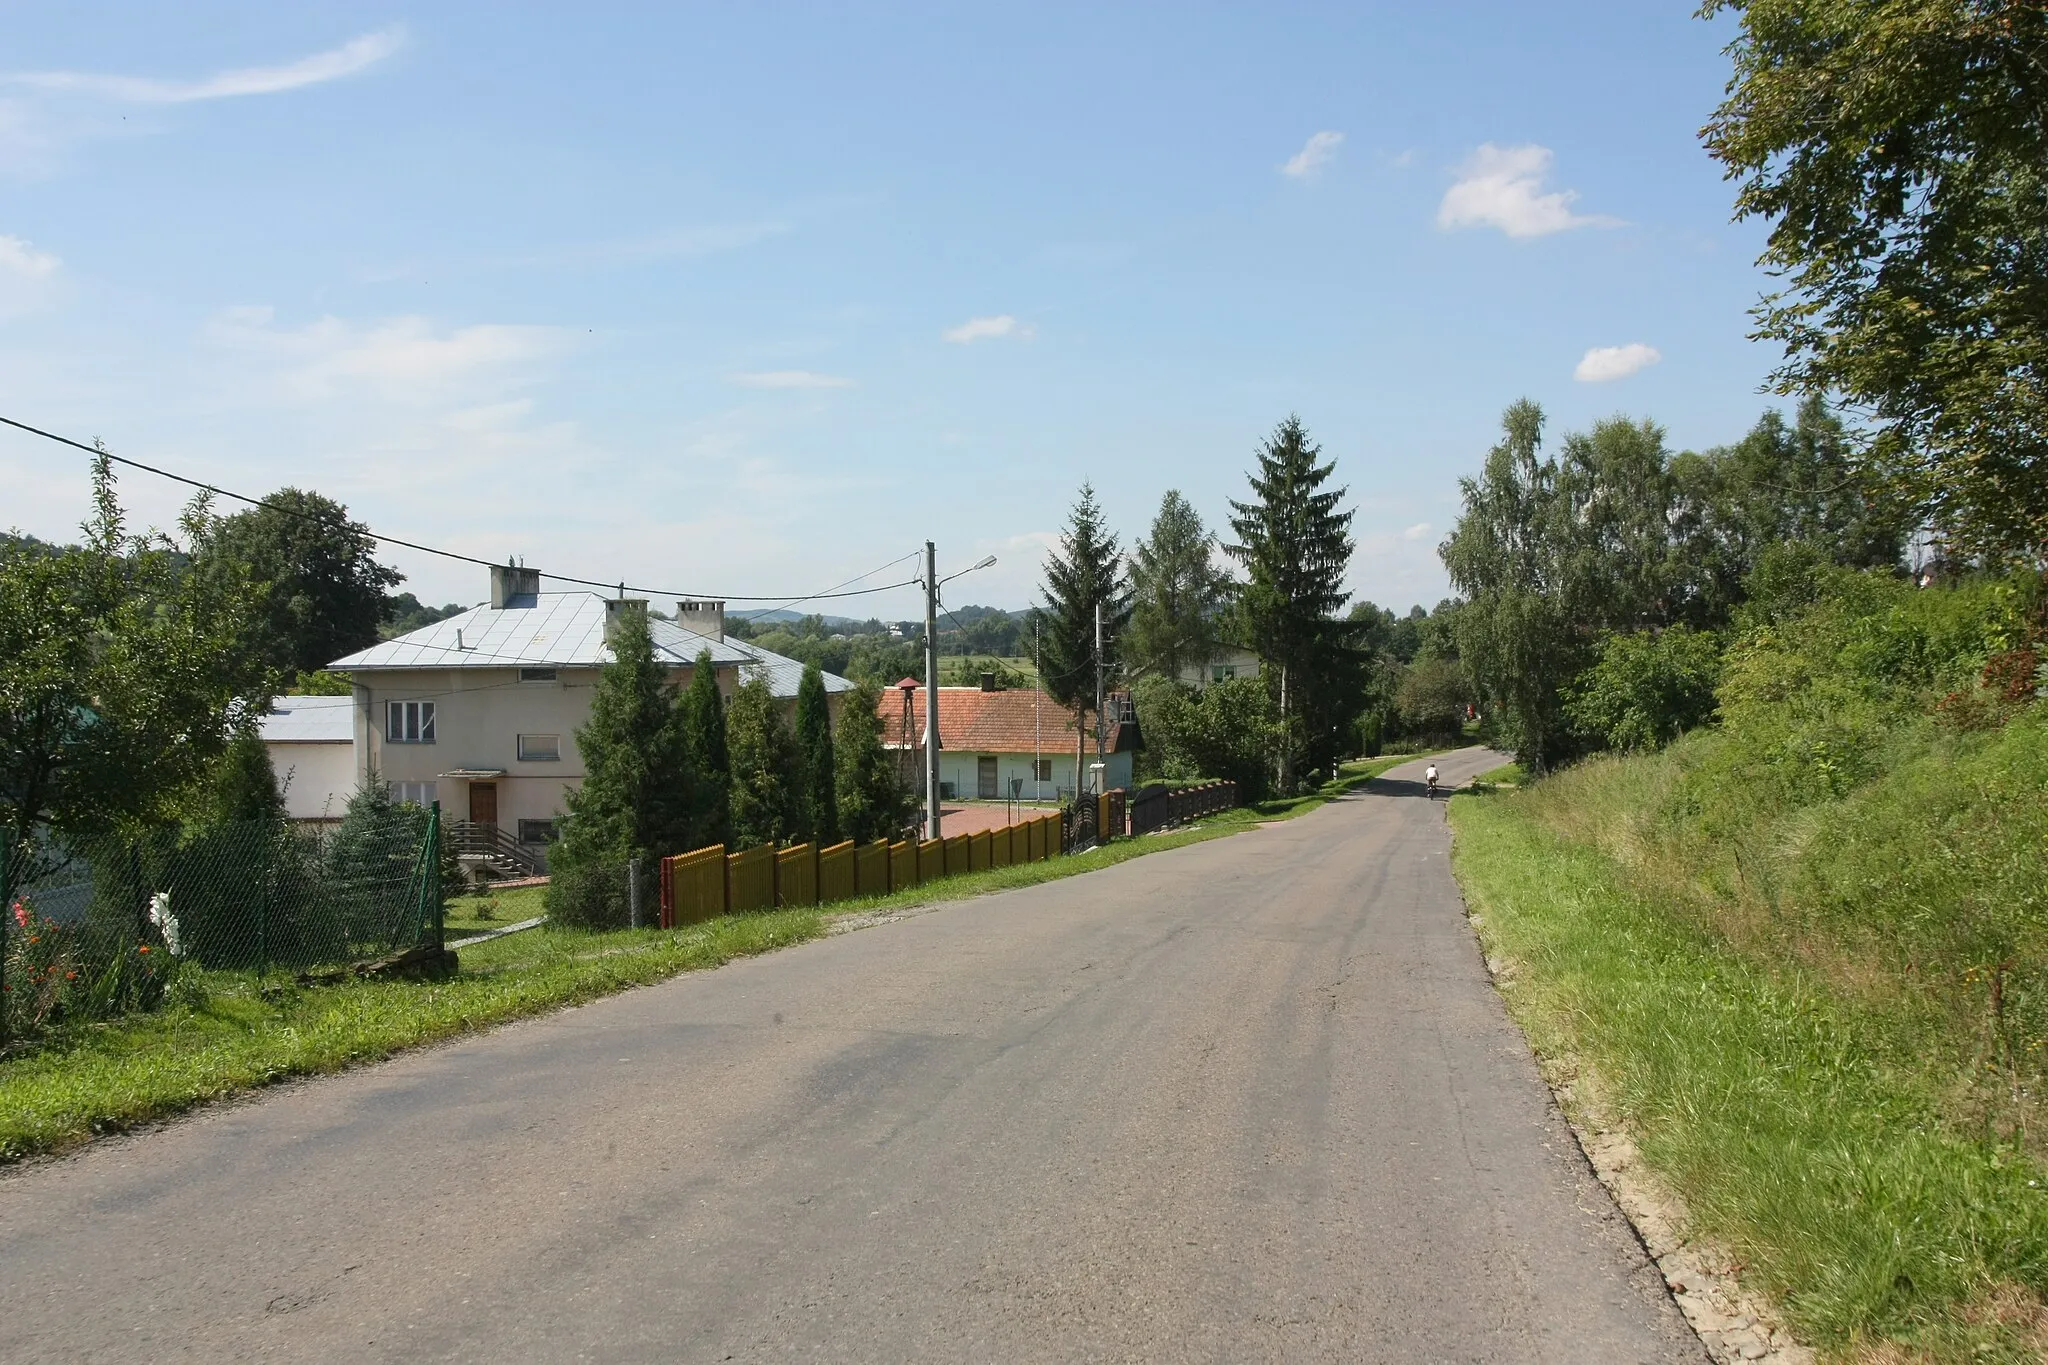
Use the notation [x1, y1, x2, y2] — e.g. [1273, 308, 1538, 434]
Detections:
[0, 909, 821, 1163]
[1450, 789, 2048, 1363]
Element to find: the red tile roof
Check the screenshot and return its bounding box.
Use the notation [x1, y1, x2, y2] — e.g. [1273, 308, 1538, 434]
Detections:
[877, 686, 1136, 754]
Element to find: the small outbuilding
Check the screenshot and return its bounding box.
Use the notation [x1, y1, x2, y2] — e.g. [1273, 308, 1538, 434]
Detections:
[260, 694, 357, 823]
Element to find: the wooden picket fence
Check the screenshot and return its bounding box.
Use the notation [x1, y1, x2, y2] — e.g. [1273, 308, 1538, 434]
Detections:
[658, 810, 1065, 928]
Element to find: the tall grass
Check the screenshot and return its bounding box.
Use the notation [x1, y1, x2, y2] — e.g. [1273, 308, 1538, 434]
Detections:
[1450, 569, 2048, 1359]
[1454, 796, 2048, 1360]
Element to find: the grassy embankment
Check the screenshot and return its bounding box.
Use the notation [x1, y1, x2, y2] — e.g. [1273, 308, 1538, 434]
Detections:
[1450, 572, 2048, 1362]
[1, 751, 1437, 1161]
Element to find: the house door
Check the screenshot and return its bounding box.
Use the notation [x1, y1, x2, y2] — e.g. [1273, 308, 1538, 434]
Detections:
[976, 756, 999, 799]
[469, 782, 498, 826]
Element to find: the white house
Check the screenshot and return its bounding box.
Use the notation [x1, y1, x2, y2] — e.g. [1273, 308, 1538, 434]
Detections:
[1177, 646, 1261, 689]
[879, 680, 1141, 801]
[260, 694, 356, 823]
[328, 566, 853, 850]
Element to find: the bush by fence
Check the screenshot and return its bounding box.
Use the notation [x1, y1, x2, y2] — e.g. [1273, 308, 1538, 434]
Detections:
[1, 806, 445, 1042]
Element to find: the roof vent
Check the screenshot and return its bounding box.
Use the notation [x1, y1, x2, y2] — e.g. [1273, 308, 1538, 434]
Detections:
[490, 564, 541, 609]
[676, 599, 725, 642]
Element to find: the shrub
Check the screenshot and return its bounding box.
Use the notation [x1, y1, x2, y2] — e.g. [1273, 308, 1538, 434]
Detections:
[544, 856, 632, 931]
[1566, 626, 1722, 753]
[1394, 655, 1473, 741]
[1133, 675, 1279, 800]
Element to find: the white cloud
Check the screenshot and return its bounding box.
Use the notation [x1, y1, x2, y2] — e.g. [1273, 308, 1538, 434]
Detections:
[0, 234, 57, 277]
[1437, 143, 1622, 238]
[1402, 521, 1433, 541]
[1281, 130, 1344, 181]
[207, 308, 572, 403]
[732, 370, 853, 390]
[943, 314, 1032, 344]
[8, 28, 404, 104]
[1574, 343, 1662, 383]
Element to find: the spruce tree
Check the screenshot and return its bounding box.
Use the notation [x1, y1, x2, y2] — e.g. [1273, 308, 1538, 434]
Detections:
[1226, 415, 1364, 790]
[1039, 482, 1132, 796]
[1127, 489, 1232, 683]
[725, 668, 800, 847]
[553, 605, 692, 874]
[835, 681, 908, 843]
[680, 647, 731, 847]
[792, 662, 839, 846]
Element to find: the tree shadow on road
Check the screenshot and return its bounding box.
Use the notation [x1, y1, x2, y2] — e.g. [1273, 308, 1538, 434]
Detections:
[1367, 777, 1454, 802]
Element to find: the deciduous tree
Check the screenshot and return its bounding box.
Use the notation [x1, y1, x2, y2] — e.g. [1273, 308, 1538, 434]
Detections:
[197, 489, 403, 680]
[1, 453, 274, 864]
[1701, 0, 2048, 556]
[1442, 401, 1587, 773]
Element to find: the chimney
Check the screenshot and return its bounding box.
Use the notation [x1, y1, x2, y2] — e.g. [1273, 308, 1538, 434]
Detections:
[490, 563, 541, 609]
[676, 599, 726, 641]
[980, 670, 998, 692]
[604, 598, 650, 639]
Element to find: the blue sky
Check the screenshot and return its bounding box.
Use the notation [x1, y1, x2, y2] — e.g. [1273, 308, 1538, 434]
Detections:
[0, 3, 1776, 621]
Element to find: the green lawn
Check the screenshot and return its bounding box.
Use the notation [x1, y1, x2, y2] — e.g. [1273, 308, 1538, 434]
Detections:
[0, 910, 823, 1161]
[1472, 760, 1523, 787]
[1450, 787, 2048, 1363]
[444, 883, 548, 936]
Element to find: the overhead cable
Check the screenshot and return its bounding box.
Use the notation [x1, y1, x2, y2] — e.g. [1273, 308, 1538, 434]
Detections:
[0, 413, 921, 604]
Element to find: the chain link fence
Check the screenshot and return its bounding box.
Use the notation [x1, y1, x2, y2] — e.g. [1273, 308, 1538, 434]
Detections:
[2, 805, 443, 1043]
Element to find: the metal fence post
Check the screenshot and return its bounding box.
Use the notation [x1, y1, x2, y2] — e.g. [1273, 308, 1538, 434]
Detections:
[628, 857, 642, 930]
[1, 837, 11, 1047]
[427, 802, 445, 954]
[131, 842, 145, 948]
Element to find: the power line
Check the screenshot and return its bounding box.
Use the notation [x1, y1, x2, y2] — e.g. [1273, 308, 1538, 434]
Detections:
[732, 551, 922, 623]
[0, 413, 922, 605]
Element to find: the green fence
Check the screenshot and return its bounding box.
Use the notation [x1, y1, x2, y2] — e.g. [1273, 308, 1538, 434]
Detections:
[1, 805, 443, 1043]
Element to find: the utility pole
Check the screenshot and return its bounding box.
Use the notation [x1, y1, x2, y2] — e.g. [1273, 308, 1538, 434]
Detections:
[1094, 599, 1106, 796]
[1033, 617, 1042, 803]
[924, 540, 942, 841]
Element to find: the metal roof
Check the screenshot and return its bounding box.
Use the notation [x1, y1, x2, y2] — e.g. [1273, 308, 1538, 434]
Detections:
[326, 592, 854, 698]
[260, 695, 355, 744]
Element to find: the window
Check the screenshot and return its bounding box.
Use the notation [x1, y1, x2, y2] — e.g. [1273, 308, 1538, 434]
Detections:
[386, 700, 436, 743]
[517, 734, 561, 762]
[1211, 664, 1237, 682]
[1034, 759, 1054, 782]
[517, 819, 560, 845]
[519, 667, 557, 682]
[389, 780, 437, 807]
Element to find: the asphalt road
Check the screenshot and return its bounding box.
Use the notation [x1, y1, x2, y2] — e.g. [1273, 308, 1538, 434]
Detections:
[1, 749, 1702, 1363]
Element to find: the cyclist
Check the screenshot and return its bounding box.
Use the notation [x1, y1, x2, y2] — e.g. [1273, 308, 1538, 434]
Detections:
[1424, 763, 1439, 797]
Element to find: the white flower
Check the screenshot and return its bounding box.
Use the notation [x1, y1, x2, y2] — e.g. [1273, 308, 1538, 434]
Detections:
[147, 891, 183, 957]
